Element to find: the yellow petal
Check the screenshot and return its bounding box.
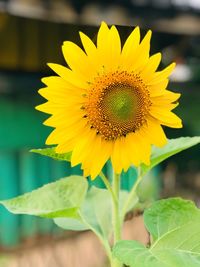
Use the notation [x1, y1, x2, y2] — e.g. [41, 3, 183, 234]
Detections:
[149, 79, 169, 96]
[131, 30, 152, 72]
[41, 76, 86, 96]
[106, 25, 121, 71]
[55, 124, 89, 153]
[44, 111, 84, 127]
[55, 138, 76, 153]
[79, 31, 97, 56]
[160, 120, 182, 128]
[150, 108, 182, 128]
[141, 53, 161, 81]
[42, 76, 68, 87]
[97, 24, 121, 72]
[48, 63, 89, 89]
[123, 134, 140, 167]
[46, 120, 86, 145]
[36, 102, 63, 114]
[79, 31, 100, 70]
[126, 132, 151, 166]
[111, 137, 131, 174]
[121, 26, 140, 64]
[38, 87, 84, 105]
[149, 63, 176, 84]
[82, 166, 90, 178]
[62, 41, 94, 80]
[151, 100, 179, 111]
[97, 21, 110, 50]
[160, 91, 181, 102]
[119, 137, 133, 171]
[89, 137, 113, 179]
[143, 118, 167, 147]
[71, 128, 96, 166]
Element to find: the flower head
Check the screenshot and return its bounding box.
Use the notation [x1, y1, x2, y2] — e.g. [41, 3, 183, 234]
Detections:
[37, 22, 182, 179]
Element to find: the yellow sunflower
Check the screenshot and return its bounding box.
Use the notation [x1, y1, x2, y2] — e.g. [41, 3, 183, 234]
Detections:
[36, 22, 182, 179]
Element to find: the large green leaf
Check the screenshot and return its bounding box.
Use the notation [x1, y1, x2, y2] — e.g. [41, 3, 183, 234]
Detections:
[141, 136, 200, 175]
[113, 239, 200, 267]
[144, 198, 200, 240]
[0, 176, 88, 218]
[31, 147, 72, 162]
[113, 198, 200, 267]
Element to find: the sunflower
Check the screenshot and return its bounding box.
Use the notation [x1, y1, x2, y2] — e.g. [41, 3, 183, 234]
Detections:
[36, 22, 182, 179]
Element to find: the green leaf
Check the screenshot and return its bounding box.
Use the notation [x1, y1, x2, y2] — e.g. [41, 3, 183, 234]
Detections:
[54, 187, 134, 236]
[54, 186, 112, 235]
[80, 187, 112, 237]
[144, 198, 200, 240]
[141, 136, 200, 175]
[113, 198, 200, 267]
[54, 217, 89, 231]
[31, 147, 72, 162]
[113, 239, 200, 267]
[0, 176, 88, 218]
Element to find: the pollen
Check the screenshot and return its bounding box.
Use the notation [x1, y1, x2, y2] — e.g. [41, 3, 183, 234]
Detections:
[84, 71, 151, 140]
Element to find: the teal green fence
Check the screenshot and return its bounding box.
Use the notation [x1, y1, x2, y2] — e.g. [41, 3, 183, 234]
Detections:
[0, 94, 65, 246]
[0, 151, 73, 246]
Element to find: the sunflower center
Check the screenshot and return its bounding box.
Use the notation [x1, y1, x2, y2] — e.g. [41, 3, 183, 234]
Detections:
[84, 71, 151, 140]
[101, 84, 138, 123]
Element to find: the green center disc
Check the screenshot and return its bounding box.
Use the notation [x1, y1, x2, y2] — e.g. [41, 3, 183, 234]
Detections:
[102, 84, 138, 123]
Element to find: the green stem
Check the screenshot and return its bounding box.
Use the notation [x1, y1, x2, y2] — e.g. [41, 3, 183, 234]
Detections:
[100, 171, 121, 244]
[99, 171, 120, 267]
[121, 168, 142, 220]
[99, 171, 123, 267]
[112, 173, 123, 267]
[100, 171, 117, 204]
[112, 173, 121, 243]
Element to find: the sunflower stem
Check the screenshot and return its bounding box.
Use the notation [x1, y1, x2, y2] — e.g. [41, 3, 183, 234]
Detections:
[99, 171, 123, 267]
[112, 173, 121, 243]
[111, 173, 123, 267]
[100, 171, 117, 203]
[99, 171, 120, 266]
[121, 167, 142, 220]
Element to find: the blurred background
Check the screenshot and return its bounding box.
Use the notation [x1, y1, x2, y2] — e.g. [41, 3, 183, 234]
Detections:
[0, 0, 199, 266]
